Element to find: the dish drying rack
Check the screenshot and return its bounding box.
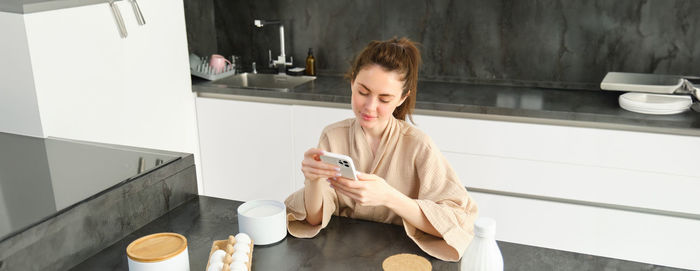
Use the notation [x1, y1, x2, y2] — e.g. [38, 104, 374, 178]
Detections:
[190, 56, 237, 81]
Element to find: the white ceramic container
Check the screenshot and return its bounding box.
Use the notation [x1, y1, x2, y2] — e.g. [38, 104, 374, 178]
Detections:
[461, 217, 503, 271]
[237, 199, 287, 245]
[126, 232, 190, 271]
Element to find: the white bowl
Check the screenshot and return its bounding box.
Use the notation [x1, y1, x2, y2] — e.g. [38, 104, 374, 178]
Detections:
[237, 200, 287, 245]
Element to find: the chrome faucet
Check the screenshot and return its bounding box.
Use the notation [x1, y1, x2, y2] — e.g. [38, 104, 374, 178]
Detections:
[254, 19, 292, 74]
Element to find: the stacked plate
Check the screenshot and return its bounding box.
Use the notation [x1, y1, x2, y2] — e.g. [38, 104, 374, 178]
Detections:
[619, 92, 692, 115]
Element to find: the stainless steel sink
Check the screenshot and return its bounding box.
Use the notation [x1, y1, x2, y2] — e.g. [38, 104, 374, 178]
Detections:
[212, 73, 315, 91]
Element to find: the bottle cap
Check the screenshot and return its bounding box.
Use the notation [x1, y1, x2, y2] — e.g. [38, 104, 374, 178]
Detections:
[474, 217, 497, 238]
[308, 48, 313, 54]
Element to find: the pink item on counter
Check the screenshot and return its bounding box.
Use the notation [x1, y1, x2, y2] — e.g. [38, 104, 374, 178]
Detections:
[209, 54, 231, 73]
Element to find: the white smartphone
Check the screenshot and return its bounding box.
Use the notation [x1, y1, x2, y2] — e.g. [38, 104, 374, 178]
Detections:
[319, 151, 358, 181]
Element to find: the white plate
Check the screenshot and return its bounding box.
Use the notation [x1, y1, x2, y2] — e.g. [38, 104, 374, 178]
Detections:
[618, 101, 687, 111]
[619, 101, 690, 115]
[619, 92, 692, 109]
[618, 93, 692, 115]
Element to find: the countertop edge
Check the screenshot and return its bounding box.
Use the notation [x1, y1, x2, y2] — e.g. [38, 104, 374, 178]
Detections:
[196, 91, 700, 137]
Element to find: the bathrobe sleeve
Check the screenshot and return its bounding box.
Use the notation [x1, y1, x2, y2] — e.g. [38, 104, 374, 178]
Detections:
[284, 132, 339, 238]
[401, 139, 479, 262]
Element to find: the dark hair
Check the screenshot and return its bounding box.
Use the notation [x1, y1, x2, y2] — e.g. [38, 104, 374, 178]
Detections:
[346, 37, 421, 123]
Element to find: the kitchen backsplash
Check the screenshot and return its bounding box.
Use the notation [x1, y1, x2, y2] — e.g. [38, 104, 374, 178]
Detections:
[184, 0, 700, 90]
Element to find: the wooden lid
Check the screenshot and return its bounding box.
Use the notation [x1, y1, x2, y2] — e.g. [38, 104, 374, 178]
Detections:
[126, 233, 188, 263]
[382, 253, 432, 271]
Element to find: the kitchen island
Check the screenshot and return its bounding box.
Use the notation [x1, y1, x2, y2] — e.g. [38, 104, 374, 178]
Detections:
[71, 196, 685, 271]
[0, 133, 196, 270]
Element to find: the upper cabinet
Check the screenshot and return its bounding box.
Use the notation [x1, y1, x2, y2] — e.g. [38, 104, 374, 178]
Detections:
[0, 1, 199, 161]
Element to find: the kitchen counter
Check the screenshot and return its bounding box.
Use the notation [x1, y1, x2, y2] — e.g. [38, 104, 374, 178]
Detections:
[72, 196, 685, 271]
[193, 75, 700, 137]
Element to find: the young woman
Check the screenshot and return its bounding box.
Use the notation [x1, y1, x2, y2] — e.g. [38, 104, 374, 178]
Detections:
[285, 37, 478, 261]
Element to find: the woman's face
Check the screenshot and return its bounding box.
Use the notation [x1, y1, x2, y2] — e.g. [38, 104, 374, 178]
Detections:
[351, 64, 407, 134]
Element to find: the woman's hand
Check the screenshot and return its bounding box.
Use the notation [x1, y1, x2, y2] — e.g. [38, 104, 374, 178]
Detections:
[301, 148, 341, 182]
[329, 173, 398, 207]
[332, 173, 442, 237]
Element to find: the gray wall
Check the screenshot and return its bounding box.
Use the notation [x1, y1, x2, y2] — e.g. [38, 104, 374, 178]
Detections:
[184, 0, 700, 90]
[183, 0, 217, 56]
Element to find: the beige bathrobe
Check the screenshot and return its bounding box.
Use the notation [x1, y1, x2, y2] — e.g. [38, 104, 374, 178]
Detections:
[285, 117, 478, 261]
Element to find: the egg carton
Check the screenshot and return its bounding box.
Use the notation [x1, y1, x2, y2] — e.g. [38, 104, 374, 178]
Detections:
[191, 57, 237, 81]
[205, 234, 253, 271]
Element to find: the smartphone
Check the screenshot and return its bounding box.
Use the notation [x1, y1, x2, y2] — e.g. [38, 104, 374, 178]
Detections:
[320, 151, 358, 181]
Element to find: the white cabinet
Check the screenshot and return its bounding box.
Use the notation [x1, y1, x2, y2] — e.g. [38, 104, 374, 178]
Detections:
[0, 12, 43, 136]
[471, 191, 700, 270]
[196, 98, 353, 201]
[291, 105, 354, 190]
[412, 113, 700, 270]
[196, 97, 294, 202]
[412, 114, 700, 215]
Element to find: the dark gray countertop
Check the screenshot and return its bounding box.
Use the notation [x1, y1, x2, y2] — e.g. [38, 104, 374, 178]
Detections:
[193, 75, 700, 137]
[71, 196, 685, 271]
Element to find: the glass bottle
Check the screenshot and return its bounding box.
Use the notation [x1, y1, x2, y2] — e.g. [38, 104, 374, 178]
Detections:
[305, 48, 316, 76]
[461, 217, 504, 271]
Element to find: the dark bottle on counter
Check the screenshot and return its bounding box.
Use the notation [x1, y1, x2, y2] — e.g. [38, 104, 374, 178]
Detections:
[305, 48, 316, 76]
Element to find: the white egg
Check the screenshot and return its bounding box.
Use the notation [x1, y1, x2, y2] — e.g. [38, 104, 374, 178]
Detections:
[207, 261, 224, 271]
[231, 250, 249, 263]
[233, 242, 250, 254]
[234, 233, 252, 245]
[209, 249, 226, 264]
[229, 262, 248, 271]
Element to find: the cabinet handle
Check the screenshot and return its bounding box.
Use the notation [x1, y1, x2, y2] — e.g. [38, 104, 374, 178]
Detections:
[129, 0, 146, 26]
[108, 0, 128, 38]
